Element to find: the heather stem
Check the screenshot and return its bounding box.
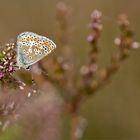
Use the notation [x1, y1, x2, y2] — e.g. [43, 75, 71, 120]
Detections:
[71, 112, 79, 140]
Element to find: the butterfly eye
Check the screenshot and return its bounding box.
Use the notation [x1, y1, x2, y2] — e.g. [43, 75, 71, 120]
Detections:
[26, 66, 31, 70]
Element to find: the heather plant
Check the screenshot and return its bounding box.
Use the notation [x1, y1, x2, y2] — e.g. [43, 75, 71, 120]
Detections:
[0, 2, 139, 140]
[0, 43, 26, 89]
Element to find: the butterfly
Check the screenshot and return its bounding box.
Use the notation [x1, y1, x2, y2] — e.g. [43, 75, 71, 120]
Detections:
[16, 32, 56, 70]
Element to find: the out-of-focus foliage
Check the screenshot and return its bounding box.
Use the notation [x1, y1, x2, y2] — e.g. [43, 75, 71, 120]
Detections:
[0, 0, 140, 140]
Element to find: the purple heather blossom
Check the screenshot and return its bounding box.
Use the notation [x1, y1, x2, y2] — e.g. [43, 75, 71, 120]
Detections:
[87, 35, 95, 43]
[0, 71, 4, 79]
[8, 67, 14, 73]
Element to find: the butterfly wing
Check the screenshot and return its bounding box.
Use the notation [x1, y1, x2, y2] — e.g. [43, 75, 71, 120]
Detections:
[16, 32, 56, 69]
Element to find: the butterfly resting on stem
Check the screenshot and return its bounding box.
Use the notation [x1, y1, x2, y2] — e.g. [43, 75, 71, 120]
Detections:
[16, 32, 56, 92]
[16, 32, 56, 70]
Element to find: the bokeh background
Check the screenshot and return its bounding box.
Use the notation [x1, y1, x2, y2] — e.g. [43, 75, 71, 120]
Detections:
[0, 0, 140, 139]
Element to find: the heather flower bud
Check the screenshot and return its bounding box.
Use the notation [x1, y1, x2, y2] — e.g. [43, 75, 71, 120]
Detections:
[0, 71, 4, 79]
[132, 42, 140, 49]
[87, 35, 96, 44]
